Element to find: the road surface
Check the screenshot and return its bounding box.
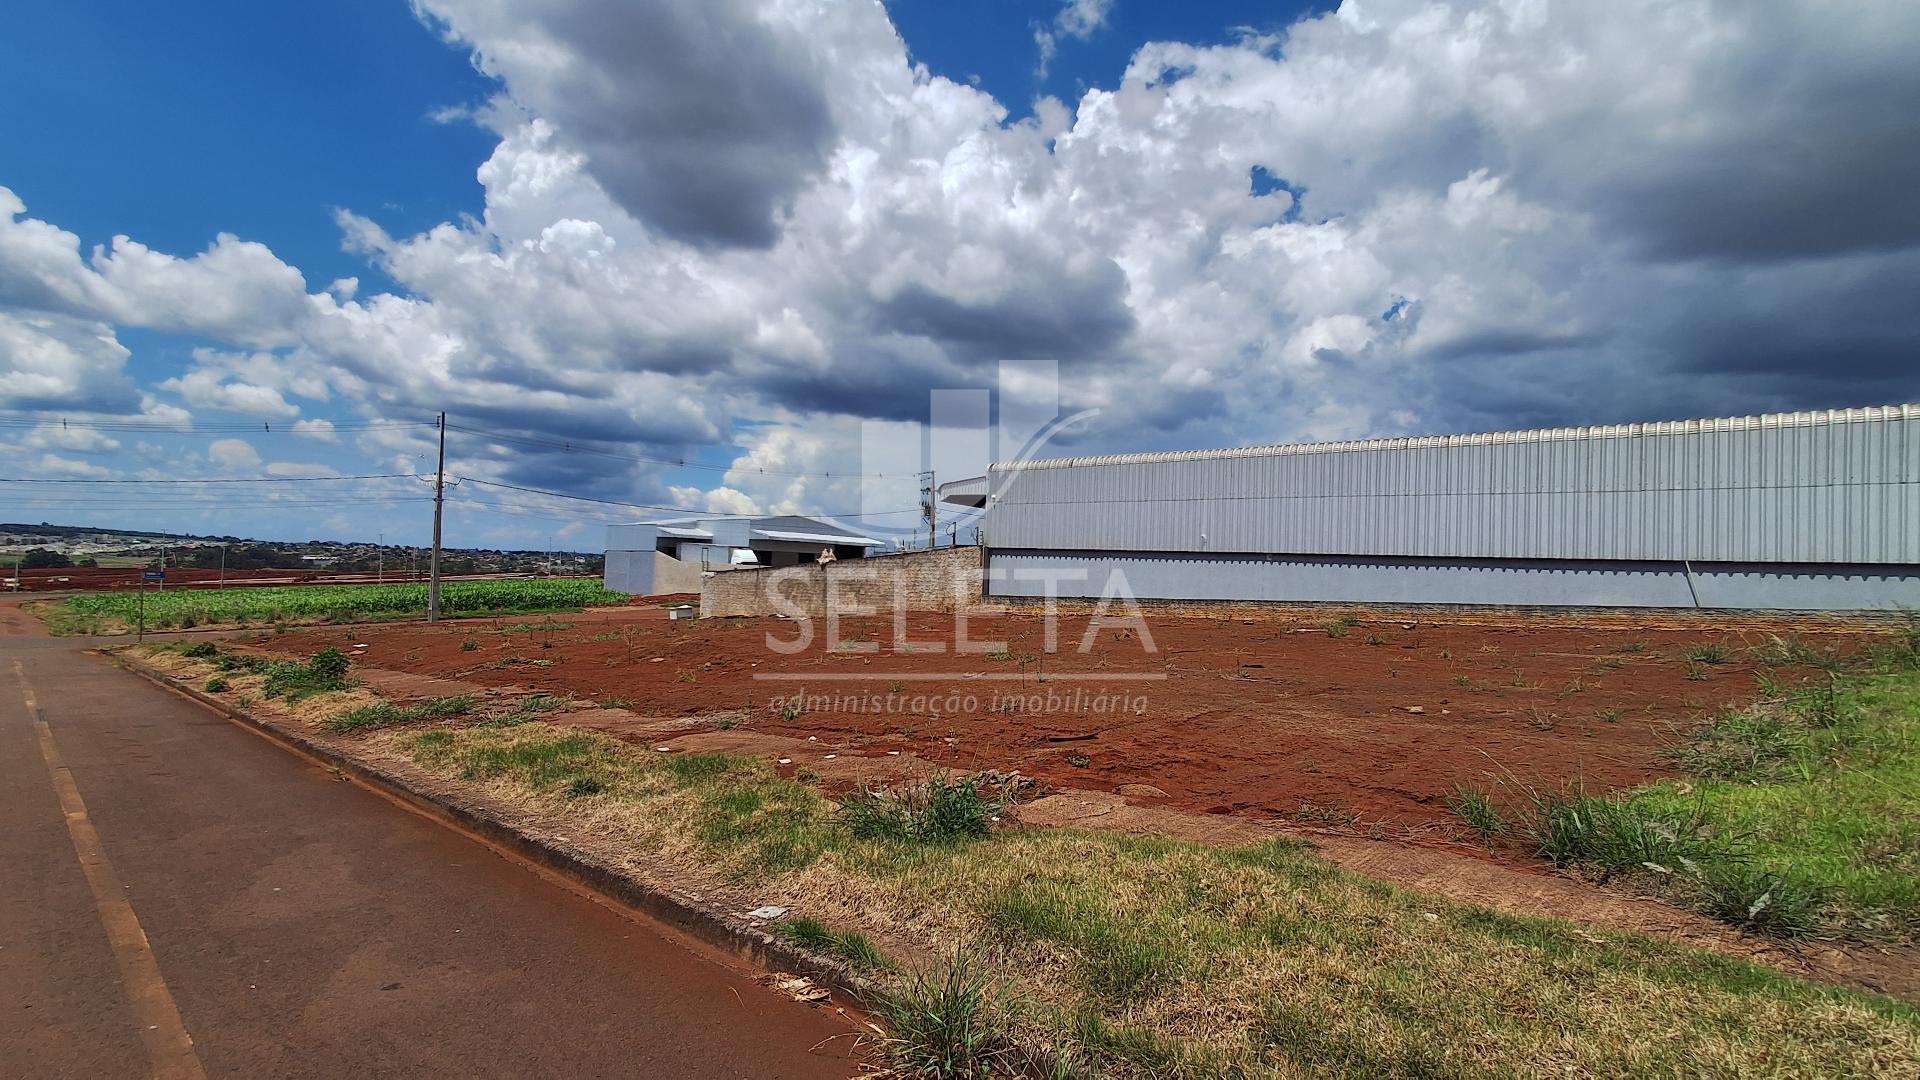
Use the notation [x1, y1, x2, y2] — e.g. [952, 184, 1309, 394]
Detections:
[0, 604, 860, 1078]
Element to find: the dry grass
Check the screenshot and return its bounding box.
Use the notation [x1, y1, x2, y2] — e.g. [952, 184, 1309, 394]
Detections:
[377, 721, 1918, 1077]
[128, 644, 1920, 1076]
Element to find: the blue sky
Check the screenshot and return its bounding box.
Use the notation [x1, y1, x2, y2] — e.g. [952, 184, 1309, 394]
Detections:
[1, 0, 1915, 551]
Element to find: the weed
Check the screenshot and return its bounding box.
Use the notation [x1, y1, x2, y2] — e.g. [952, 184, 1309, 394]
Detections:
[564, 776, 605, 799]
[261, 648, 352, 702]
[1454, 674, 1473, 687]
[1668, 708, 1802, 780]
[461, 637, 480, 652]
[1320, 620, 1349, 639]
[1446, 785, 1505, 837]
[1685, 643, 1731, 665]
[600, 697, 631, 709]
[874, 949, 1011, 1079]
[1595, 656, 1625, 672]
[204, 676, 231, 693]
[713, 714, 742, 730]
[1685, 660, 1711, 681]
[1598, 709, 1622, 724]
[1613, 640, 1648, 654]
[183, 642, 219, 659]
[986, 648, 1016, 661]
[1556, 678, 1586, 699]
[777, 917, 893, 972]
[1523, 706, 1557, 731]
[778, 699, 805, 722]
[1363, 634, 1387, 646]
[1067, 754, 1090, 768]
[1698, 865, 1826, 939]
[322, 695, 474, 734]
[841, 774, 996, 844]
[1510, 784, 1711, 874]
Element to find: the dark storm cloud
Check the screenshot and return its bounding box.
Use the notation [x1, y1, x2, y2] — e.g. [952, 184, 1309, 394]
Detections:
[417, 0, 838, 249]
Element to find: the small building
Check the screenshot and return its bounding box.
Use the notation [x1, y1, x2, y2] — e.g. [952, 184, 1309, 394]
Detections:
[604, 515, 883, 596]
[947, 404, 1920, 611]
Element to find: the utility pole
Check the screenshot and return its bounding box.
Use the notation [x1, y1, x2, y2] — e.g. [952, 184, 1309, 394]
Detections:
[428, 412, 446, 621]
[219, 543, 227, 590]
[378, 531, 384, 584]
[922, 470, 938, 551]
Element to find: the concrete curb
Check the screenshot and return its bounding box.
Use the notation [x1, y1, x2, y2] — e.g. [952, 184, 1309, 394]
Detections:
[108, 649, 881, 1008]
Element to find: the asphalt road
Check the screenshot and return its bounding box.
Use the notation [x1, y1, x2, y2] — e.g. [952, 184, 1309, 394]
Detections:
[0, 607, 860, 1078]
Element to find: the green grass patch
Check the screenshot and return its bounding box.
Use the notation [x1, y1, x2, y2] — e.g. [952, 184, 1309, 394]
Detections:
[322, 695, 475, 734]
[840, 774, 997, 844]
[776, 917, 893, 973]
[1457, 634, 1920, 941]
[385, 722, 1920, 1076]
[46, 579, 626, 635]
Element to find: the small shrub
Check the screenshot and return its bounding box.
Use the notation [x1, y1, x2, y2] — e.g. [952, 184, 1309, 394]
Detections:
[183, 642, 219, 659]
[1698, 865, 1825, 939]
[205, 676, 231, 693]
[1685, 643, 1731, 665]
[262, 649, 352, 702]
[1512, 785, 1711, 873]
[841, 774, 996, 844]
[1446, 784, 1505, 837]
[1320, 620, 1349, 639]
[874, 949, 1012, 1080]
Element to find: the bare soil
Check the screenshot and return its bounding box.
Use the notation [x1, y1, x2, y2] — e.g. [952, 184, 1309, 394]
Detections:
[258, 607, 1875, 830]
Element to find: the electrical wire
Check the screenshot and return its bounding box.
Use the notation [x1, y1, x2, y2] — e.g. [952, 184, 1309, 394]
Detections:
[0, 474, 418, 485]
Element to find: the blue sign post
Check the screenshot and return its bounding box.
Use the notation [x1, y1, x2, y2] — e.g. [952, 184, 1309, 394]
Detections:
[137, 570, 164, 640]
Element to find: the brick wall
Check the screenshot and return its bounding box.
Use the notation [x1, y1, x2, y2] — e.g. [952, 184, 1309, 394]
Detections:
[700, 546, 985, 617]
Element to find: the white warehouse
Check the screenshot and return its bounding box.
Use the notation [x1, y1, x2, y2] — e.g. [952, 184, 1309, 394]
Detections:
[604, 514, 883, 596]
[951, 404, 1920, 611]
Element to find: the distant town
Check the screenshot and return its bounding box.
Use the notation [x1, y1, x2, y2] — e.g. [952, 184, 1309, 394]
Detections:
[0, 522, 601, 577]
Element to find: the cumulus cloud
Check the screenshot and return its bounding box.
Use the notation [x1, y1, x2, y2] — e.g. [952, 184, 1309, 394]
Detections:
[207, 438, 262, 471]
[266, 461, 339, 477]
[159, 369, 301, 419]
[1037, 0, 1114, 78]
[2, 0, 1917, 532]
[292, 418, 338, 441]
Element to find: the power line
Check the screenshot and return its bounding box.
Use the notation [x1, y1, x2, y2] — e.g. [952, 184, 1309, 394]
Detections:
[0, 474, 417, 485]
[0, 414, 435, 434]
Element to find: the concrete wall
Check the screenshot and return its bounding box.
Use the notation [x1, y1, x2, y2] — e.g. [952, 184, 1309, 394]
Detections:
[986, 549, 1920, 611]
[702, 546, 983, 617]
[604, 550, 702, 596]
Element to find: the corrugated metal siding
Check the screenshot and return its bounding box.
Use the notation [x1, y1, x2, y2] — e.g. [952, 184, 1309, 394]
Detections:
[984, 405, 1920, 564]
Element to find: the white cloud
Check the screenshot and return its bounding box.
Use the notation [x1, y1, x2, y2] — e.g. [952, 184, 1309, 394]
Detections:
[158, 368, 300, 419]
[207, 438, 262, 471]
[668, 484, 761, 516]
[292, 418, 337, 441]
[31, 453, 113, 479]
[266, 461, 338, 477]
[1037, 0, 1114, 77]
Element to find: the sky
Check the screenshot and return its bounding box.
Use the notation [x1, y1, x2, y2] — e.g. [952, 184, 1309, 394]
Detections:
[1, 0, 1917, 552]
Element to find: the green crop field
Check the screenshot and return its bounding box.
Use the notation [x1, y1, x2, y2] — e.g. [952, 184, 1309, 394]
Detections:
[46, 579, 629, 634]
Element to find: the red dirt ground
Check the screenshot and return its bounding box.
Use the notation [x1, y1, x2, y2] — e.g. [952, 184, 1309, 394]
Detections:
[258, 608, 1876, 830]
